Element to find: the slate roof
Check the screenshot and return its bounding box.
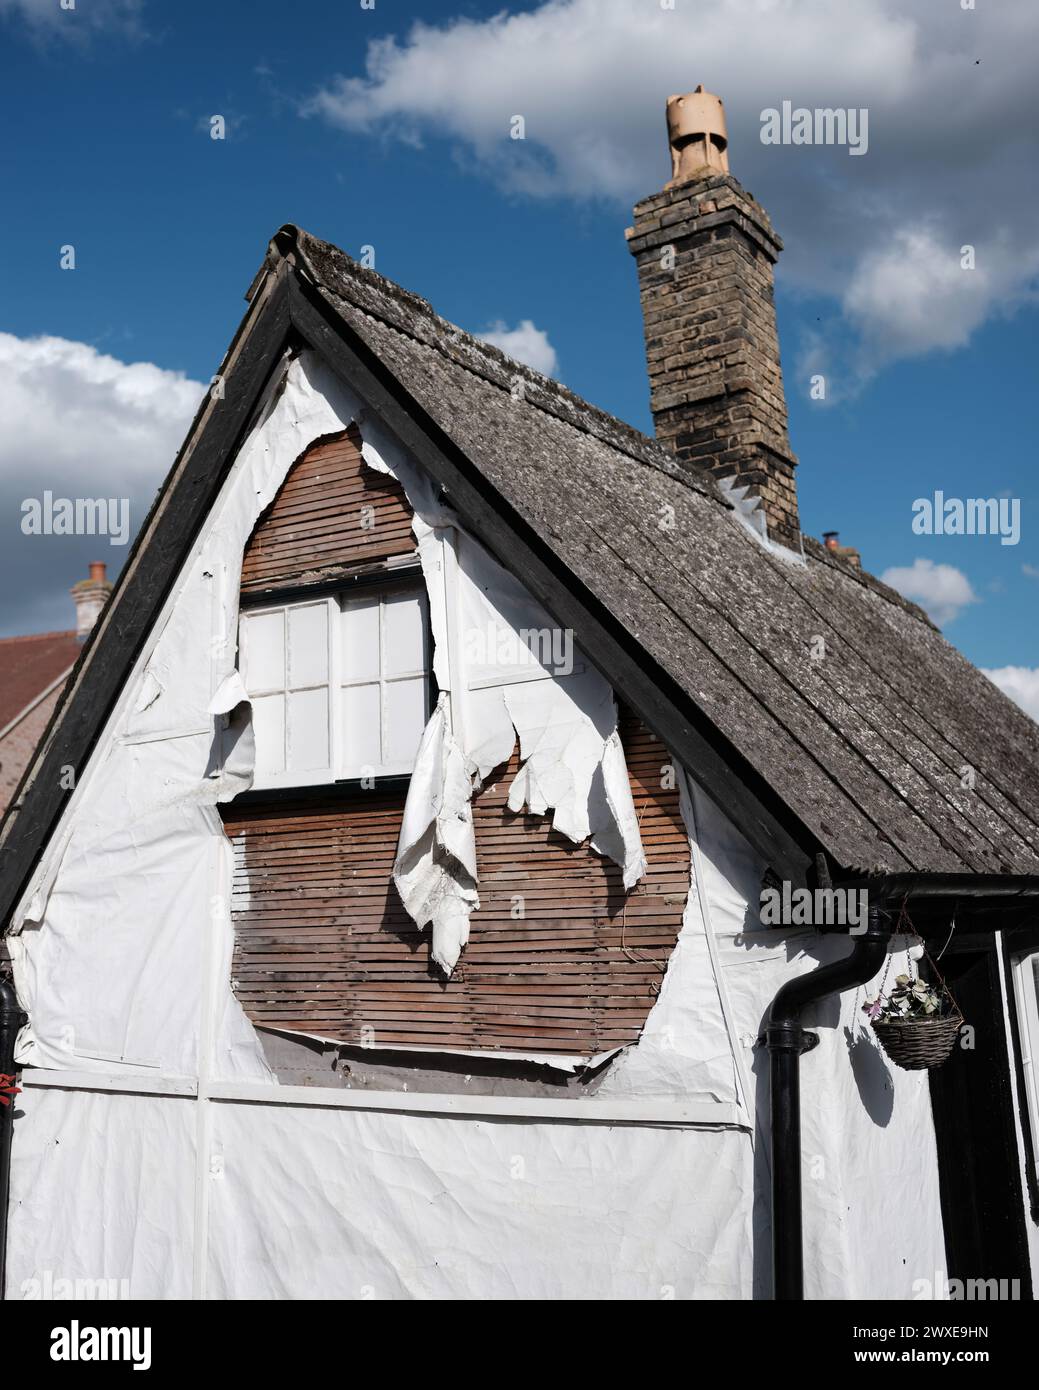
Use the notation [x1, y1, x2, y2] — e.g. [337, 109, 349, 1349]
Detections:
[283, 225, 1039, 876]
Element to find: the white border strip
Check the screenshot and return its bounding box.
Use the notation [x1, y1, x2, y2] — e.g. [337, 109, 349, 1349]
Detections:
[23, 1070, 197, 1096]
[208, 1083, 745, 1127]
[20, 1070, 746, 1129]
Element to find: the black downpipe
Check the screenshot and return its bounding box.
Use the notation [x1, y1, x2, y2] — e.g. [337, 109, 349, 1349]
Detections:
[0, 977, 26, 1300]
[766, 904, 892, 1300]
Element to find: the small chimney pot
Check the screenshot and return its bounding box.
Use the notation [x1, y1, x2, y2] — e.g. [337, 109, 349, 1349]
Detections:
[70, 561, 113, 641]
[666, 85, 730, 186]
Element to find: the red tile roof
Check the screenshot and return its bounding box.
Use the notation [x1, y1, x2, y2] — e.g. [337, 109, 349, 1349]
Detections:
[0, 631, 80, 733]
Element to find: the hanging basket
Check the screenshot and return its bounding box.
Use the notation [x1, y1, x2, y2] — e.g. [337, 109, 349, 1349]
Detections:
[871, 1010, 963, 1071]
[863, 901, 965, 1071]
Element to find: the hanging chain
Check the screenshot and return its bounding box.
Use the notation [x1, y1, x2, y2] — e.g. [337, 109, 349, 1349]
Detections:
[867, 898, 911, 1008]
[876, 897, 911, 1000]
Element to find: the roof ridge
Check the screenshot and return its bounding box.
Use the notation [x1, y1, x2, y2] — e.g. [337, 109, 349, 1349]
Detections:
[275, 224, 714, 500]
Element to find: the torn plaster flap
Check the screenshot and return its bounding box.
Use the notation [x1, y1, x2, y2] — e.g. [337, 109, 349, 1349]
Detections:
[209, 669, 250, 716]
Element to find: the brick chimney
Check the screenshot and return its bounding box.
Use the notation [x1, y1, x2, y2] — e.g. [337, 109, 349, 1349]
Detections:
[626, 87, 800, 549]
[70, 561, 112, 640]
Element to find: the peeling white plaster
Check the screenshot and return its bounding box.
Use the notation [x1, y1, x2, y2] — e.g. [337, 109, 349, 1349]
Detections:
[360, 393, 647, 974]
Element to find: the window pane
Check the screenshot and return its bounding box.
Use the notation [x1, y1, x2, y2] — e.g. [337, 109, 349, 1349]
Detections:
[287, 603, 328, 688]
[384, 676, 428, 768]
[383, 592, 426, 676]
[243, 610, 285, 692]
[341, 598, 380, 683]
[251, 693, 285, 776]
[287, 688, 330, 772]
[341, 683, 381, 775]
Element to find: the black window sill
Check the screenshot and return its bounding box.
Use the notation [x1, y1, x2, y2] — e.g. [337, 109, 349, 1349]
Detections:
[230, 776, 411, 808]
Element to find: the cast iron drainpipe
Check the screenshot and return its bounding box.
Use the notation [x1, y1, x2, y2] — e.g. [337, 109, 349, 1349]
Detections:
[0, 977, 27, 1300]
[765, 903, 892, 1301]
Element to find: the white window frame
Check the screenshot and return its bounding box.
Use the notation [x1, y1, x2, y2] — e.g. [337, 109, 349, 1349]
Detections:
[240, 596, 336, 790]
[339, 588, 432, 779]
[240, 581, 431, 791]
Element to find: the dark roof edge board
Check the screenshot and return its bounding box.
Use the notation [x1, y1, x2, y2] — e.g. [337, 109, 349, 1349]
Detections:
[0, 268, 296, 930]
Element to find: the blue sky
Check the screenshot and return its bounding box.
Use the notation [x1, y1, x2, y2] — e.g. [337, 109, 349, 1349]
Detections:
[1, 0, 1036, 710]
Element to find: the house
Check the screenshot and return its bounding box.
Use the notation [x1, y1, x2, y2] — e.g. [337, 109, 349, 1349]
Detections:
[2, 89, 1038, 1302]
[0, 565, 111, 818]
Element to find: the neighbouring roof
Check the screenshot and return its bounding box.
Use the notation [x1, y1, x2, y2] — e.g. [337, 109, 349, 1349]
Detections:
[0, 631, 79, 735]
[283, 226, 1039, 877]
[3, 225, 1038, 927]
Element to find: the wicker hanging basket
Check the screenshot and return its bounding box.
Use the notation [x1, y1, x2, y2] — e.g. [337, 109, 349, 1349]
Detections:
[865, 904, 965, 1071]
[871, 1010, 963, 1071]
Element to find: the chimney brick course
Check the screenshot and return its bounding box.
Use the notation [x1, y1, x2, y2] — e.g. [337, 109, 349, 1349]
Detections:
[628, 164, 801, 549]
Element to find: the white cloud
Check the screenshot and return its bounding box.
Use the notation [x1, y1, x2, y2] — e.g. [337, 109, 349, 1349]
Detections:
[983, 666, 1039, 724]
[305, 0, 1039, 376]
[305, 0, 914, 199]
[0, 332, 204, 635]
[478, 319, 559, 376]
[1023, 563, 1039, 579]
[840, 226, 1039, 379]
[880, 558, 978, 627]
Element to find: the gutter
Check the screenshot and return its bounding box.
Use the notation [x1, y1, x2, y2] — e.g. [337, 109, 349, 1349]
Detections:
[836, 873, 1039, 905]
[766, 872, 1039, 1300]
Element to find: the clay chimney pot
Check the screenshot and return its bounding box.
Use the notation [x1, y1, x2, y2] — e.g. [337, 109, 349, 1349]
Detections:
[666, 85, 730, 187]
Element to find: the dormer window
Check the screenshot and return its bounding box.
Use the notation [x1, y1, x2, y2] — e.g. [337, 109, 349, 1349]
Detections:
[240, 582, 431, 789]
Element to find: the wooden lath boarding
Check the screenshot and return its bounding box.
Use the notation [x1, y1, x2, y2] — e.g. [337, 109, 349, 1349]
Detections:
[240, 426, 416, 596]
[222, 714, 688, 1054]
[226, 424, 690, 1054]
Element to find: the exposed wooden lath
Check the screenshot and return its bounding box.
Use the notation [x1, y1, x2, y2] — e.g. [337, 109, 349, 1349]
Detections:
[241, 427, 415, 595]
[228, 429, 687, 1054]
[222, 713, 687, 1054]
